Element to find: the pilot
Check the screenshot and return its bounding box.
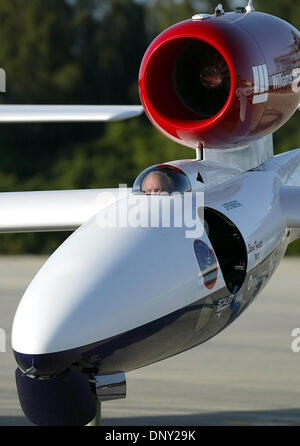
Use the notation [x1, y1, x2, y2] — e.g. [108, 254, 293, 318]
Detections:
[142, 171, 174, 195]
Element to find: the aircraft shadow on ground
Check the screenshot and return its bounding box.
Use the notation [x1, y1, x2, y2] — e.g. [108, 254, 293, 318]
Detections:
[102, 409, 300, 426]
[1, 408, 300, 426]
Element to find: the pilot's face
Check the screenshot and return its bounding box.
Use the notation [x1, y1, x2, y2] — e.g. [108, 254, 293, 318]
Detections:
[142, 172, 170, 195]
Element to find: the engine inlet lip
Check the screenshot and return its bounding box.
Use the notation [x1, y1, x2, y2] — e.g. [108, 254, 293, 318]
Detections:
[141, 33, 236, 131]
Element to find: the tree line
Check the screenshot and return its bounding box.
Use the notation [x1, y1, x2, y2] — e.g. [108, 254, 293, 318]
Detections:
[0, 0, 299, 254]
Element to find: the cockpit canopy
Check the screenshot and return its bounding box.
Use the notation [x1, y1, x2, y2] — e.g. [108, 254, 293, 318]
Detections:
[133, 164, 192, 195]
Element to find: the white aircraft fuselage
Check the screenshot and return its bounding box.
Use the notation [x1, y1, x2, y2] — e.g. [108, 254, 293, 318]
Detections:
[11, 148, 300, 377]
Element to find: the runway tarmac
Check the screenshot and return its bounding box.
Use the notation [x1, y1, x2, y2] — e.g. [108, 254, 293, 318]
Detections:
[0, 255, 300, 426]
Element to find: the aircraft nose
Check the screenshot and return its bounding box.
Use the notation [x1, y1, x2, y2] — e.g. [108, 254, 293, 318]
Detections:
[13, 348, 80, 377]
[12, 196, 208, 375]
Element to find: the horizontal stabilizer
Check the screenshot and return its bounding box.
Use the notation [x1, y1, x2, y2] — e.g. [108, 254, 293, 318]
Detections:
[0, 105, 143, 123]
[0, 188, 130, 233]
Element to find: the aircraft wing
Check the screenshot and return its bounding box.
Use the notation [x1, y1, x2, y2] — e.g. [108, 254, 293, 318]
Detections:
[0, 105, 143, 123]
[0, 188, 130, 233]
[0, 104, 140, 233]
[280, 186, 300, 228]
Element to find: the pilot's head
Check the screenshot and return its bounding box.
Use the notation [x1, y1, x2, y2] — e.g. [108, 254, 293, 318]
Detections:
[142, 171, 173, 195]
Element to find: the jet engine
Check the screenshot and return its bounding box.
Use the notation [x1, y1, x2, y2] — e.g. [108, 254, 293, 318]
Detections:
[139, 10, 300, 149]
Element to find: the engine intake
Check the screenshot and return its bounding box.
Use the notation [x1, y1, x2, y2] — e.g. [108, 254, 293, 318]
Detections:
[146, 39, 231, 121]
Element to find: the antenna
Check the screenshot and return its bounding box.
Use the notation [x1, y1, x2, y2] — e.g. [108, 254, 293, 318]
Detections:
[196, 143, 204, 161]
[246, 0, 255, 13]
[215, 3, 224, 15]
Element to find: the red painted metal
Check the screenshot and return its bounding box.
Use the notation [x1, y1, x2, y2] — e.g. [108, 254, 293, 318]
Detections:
[139, 12, 300, 149]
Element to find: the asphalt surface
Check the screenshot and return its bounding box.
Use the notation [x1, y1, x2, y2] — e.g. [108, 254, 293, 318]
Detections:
[0, 255, 300, 426]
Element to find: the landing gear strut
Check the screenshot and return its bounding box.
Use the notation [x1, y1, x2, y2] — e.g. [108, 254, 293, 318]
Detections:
[86, 372, 126, 427]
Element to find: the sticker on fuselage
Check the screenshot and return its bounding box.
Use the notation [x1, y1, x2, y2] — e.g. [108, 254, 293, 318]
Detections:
[221, 200, 243, 211]
[216, 295, 233, 318]
[194, 240, 218, 290]
[272, 68, 300, 93]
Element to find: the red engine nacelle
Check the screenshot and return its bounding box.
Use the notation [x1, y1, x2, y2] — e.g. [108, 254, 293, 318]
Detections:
[139, 11, 300, 149]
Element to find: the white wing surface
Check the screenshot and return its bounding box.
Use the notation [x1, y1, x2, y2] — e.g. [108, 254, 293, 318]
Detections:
[0, 188, 131, 233]
[0, 105, 143, 123]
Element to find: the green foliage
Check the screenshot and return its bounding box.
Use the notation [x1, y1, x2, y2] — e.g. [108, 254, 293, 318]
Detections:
[0, 0, 299, 254]
[254, 0, 299, 28]
[50, 118, 189, 190]
[144, 0, 232, 36]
